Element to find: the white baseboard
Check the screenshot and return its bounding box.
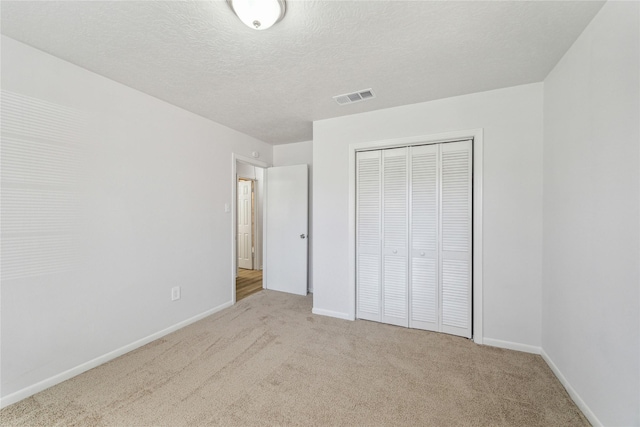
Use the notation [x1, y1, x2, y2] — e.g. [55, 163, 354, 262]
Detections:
[540, 349, 602, 427]
[312, 307, 354, 321]
[483, 337, 541, 354]
[0, 300, 233, 409]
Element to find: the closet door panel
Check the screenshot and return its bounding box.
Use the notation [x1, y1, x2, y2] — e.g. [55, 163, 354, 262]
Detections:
[356, 151, 382, 322]
[409, 145, 439, 331]
[382, 148, 408, 327]
[440, 140, 472, 338]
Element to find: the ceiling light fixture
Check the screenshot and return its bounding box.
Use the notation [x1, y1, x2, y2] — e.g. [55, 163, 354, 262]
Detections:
[227, 0, 286, 30]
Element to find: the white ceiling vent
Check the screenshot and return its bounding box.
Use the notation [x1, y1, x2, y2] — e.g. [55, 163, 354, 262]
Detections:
[333, 89, 376, 105]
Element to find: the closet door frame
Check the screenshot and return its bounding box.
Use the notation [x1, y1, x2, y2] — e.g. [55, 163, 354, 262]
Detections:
[348, 129, 484, 345]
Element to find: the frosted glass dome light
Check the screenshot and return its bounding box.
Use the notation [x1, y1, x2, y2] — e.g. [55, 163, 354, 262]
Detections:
[228, 0, 286, 30]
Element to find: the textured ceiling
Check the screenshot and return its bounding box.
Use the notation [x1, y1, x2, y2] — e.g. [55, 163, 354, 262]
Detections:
[1, 1, 604, 144]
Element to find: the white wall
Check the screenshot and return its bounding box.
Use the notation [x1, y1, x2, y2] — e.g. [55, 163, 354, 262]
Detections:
[236, 162, 257, 179]
[273, 141, 313, 292]
[0, 36, 273, 403]
[313, 83, 543, 348]
[542, 2, 640, 425]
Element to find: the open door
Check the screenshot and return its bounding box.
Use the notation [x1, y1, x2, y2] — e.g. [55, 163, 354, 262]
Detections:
[237, 179, 253, 270]
[265, 164, 308, 296]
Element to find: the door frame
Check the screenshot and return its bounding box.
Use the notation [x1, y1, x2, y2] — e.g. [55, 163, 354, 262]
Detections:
[348, 129, 484, 345]
[231, 153, 269, 305]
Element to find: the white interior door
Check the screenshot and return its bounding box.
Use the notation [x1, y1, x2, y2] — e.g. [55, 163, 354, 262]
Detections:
[439, 140, 472, 338]
[237, 179, 253, 270]
[265, 164, 308, 295]
[356, 150, 382, 322]
[409, 144, 439, 331]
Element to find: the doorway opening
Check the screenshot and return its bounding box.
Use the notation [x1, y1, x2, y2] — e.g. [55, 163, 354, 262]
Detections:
[231, 153, 310, 304]
[234, 159, 266, 302]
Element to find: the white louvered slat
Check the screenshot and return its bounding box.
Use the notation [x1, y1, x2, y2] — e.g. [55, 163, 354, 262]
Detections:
[442, 259, 469, 328]
[357, 159, 381, 248]
[410, 148, 438, 250]
[440, 140, 472, 338]
[409, 144, 438, 331]
[442, 149, 471, 252]
[383, 151, 407, 249]
[411, 258, 436, 324]
[382, 148, 408, 326]
[356, 151, 382, 321]
[358, 254, 380, 315]
[383, 256, 407, 323]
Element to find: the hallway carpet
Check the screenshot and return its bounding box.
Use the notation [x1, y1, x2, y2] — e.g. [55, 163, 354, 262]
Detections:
[1, 291, 588, 426]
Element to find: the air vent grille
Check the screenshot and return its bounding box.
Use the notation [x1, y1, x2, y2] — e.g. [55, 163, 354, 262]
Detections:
[333, 88, 376, 105]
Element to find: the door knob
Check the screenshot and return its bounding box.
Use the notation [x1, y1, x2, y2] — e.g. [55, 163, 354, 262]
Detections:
[300, 234, 306, 239]
[392, 249, 397, 254]
[420, 251, 425, 256]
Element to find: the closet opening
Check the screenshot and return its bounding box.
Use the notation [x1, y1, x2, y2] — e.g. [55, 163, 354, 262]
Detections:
[231, 154, 309, 303]
[348, 130, 483, 344]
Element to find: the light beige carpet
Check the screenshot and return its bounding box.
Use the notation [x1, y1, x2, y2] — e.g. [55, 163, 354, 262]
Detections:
[1, 290, 588, 426]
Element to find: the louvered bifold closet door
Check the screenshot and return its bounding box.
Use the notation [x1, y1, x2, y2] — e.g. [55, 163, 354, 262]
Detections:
[439, 140, 472, 338]
[382, 148, 409, 327]
[409, 145, 439, 331]
[356, 150, 382, 322]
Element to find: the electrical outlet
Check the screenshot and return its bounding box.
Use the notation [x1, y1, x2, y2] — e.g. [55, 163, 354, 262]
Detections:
[171, 286, 181, 301]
